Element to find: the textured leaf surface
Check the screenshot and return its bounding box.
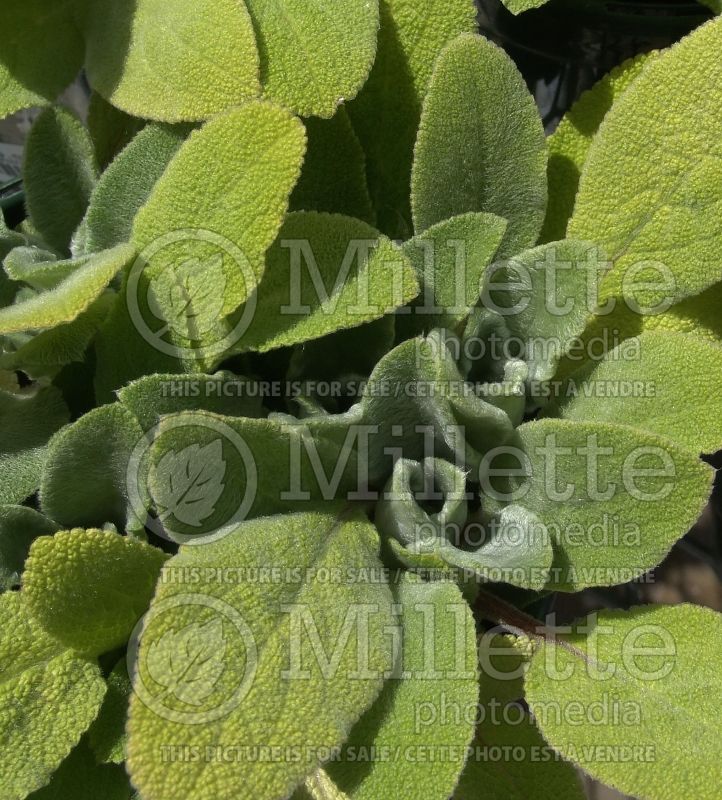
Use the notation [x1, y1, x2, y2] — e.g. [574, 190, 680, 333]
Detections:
[0, 592, 106, 800]
[0, 294, 115, 378]
[0, 0, 84, 118]
[455, 713, 585, 800]
[118, 372, 264, 431]
[0, 244, 134, 334]
[0, 505, 58, 591]
[147, 409, 362, 536]
[290, 110, 374, 223]
[411, 34, 547, 255]
[398, 212, 507, 338]
[553, 332, 722, 455]
[495, 419, 713, 591]
[0, 385, 69, 505]
[84, 124, 189, 254]
[330, 576, 478, 800]
[488, 240, 606, 383]
[25, 739, 131, 800]
[88, 659, 132, 764]
[40, 404, 143, 530]
[347, 0, 477, 237]
[87, 91, 146, 171]
[83, 0, 260, 122]
[24, 529, 168, 657]
[127, 509, 396, 800]
[541, 54, 654, 243]
[23, 107, 98, 254]
[569, 18, 722, 306]
[525, 604, 722, 799]
[234, 212, 418, 353]
[243, 0, 379, 117]
[132, 102, 306, 314]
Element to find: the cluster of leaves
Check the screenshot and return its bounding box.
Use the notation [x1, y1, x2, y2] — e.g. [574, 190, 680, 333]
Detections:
[1, 3, 722, 800]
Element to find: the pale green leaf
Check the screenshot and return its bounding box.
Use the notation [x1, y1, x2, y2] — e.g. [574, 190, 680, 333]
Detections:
[411, 34, 547, 255]
[87, 91, 146, 170]
[569, 17, 722, 307]
[490, 419, 714, 591]
[398, 212, 507, 338]
[243, 0, 379, 118]
[118, 371, 264, 431]
[552, 331, 722, 455]
[127, 509, 396, 800]
[0, 244, 134, 334]
[88, 659, 132, 765]
[83, 123, 189, 254]
[83, 0, 261, 122]
[146, 409, 363, 538]
[0, 1, 84, 119]
[0, 293, 115, 378]
[24, 528, 168, 657]
[290, 110, 374, 223]
[232, 212, 418, 353]
[499, 0, 550, 11]
[487, 240, 607, 384]
[26, 739, 131, 800]
[455, 713, 585, 800]
[40, 403, 144, 530]
[0, 592, 106, 800]
[0, 505, 58, 591]
[347, 0, 477, 238]
[525, 604, 722, 800]
[0, 384, 69, 505]
[541, 54, 655, 243]
[4, 247, 71, 291]
[329, 576, 478, 800]
[132, 102, 306, 314]
[23, 107, 98, 254]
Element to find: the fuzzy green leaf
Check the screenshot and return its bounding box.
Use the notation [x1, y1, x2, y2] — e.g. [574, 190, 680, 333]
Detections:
[541, 54, 654, 243]
[411, 34, 547, 255]
[0, 384, 69, 505]
[233, 212, 418, 353]
[132, 102, 306, 315]
[24, 528, 168, 657]
[0, 294, 115, 378]
[23, 107, 98, 254]
[569, 17, 722, 307]
[243, 0, 380, 118]
[0, 244, 134, 334]
[499, 0, 550, 11]
[146, 409, 362, 538]
[127, 509, 397, 800]
[0, 1, 84, 118]
[487, 240, 607, 384]
[398, 212, 507, 338]
[83, 0, 261, 122]
[118, 371, 264, 431]
[88, 659, 132, 765]
[492, 419, 714, 591]
[525, 604, 722, 799]
[347, 0, 477, 237]
[87, 92, 146, 171]
[40, 404, 143, 530]
[83, 124, 189, 254]
[0, 592, 106, 800]
[0, 505, 58, 591]
[25, 739, 131, 800]
[329, 576, 478, 800]
[455, 713, 585, 800]
[290, 110, 374, 223]
[552, 331, 722, 455]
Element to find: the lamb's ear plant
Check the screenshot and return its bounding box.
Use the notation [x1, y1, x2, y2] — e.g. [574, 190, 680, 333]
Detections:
[1, 4, 722, 800]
